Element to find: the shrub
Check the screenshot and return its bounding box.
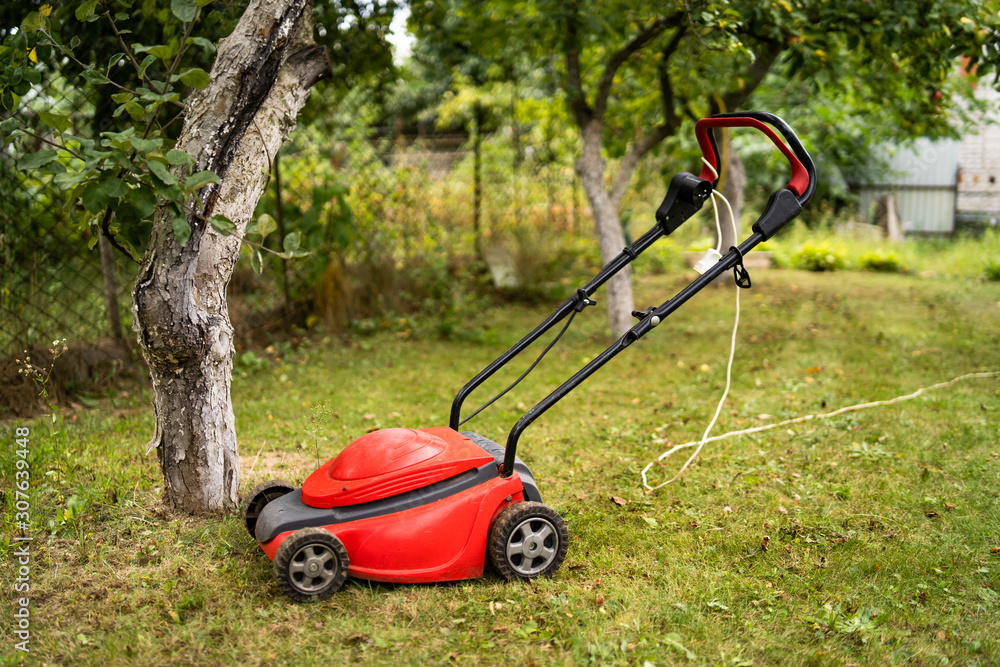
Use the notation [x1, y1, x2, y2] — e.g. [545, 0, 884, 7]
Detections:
[636, 240, 682, 275]
[984, 259, 1000, 282]
[791, 242, 848, 272]
[859, 250, 904, 273]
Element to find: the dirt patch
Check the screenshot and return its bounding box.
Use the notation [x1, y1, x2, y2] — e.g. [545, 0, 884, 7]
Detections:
[241, 450, 317, 487]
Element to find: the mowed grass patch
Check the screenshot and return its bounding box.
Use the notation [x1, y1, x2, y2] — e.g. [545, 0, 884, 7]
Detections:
[2, 269, 999, 666]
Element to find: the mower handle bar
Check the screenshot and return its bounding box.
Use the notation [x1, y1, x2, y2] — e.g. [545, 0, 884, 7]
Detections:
[696, 111, 816, 206]
[448, 112, 816, 477]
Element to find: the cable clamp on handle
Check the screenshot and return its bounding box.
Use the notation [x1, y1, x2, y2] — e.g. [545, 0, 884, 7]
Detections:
[729, 246, 752, 289]
[573, 288, 597, 312]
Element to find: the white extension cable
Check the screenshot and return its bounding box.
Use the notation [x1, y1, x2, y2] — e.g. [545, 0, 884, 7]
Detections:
[642, 159, 741, 491]
[641, 370, 1000, 490]
[640, 158, 1000, 490]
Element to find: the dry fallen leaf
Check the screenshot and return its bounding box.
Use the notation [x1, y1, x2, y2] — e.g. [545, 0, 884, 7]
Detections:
[944, 502, 956, 511]
[990, 547, 1000, 554]
[777, 505, 788, 514]
[723, 506, 734, 514]
[805, 366, 823, 373]
[610, 496, 629, 507]
[761, 535, 771, 551]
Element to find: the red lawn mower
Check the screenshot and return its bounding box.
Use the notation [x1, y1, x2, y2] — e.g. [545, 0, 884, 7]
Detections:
[243, 112, 816, 602]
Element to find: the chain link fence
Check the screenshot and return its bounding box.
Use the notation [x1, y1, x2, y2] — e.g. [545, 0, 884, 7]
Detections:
[1, 64, 602, 413]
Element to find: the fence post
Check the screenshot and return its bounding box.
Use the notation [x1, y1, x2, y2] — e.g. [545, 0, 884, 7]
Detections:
[98, 233, 129, 350]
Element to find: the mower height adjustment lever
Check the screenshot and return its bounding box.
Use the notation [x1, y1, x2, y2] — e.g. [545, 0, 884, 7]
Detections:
[631, 306, 661, 326]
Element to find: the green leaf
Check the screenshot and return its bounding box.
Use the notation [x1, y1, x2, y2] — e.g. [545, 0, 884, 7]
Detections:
[0, 117, 19, 132]
[283, 232, 301, 253]
[111, 92, 134, 104]
[128, 185, 157, 217]
[81, 181, 110, 213]
[165, 149, 192, 166]
[249, 248, 263, 275]
[21, 11, 45, 34]
[172, 216, 191, 247]
[178, 67, 210, 89]
[70, 36, 82, 49]
[39, 111, 71, 133]
[147, 160, 177, 186]
[130, 135, 161, 153]
[183, 170, 220, 192]
[171, 0, 198, 23]
[53, 169, 95, 191]
[75, 0, 99, 22]
[124, 99, 146, 120]
[107, 52, 126, 71]
[22, 68, 40, 85]
[100, 174, 129, 198]
[255, 213, 277, 240]
[137, 55, 156, 79]
[186, 36, 216, 55]
[18, 149, 58, 170]
[81, 69, 111, 85]
[209, 214, 236, 236]
[142, 44, 176, 61]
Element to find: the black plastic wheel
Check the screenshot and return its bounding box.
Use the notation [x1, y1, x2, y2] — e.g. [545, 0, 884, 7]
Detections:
[273, 527, 350, 603]
[488, 501, 568, 581]
[241, 479, 295, 539]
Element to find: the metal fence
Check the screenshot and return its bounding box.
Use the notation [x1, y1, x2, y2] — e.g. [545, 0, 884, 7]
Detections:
[1, 71, 591, 364]
[0, 66, 132, 360]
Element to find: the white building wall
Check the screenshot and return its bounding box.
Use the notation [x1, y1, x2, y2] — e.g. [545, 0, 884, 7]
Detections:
[957, 85, 1000, 224]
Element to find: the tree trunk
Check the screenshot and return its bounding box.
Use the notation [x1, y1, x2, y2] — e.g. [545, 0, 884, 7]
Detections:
[575, 119, 633, 337]
[132, 0, 330, 513]
[719, 141, 745, 251]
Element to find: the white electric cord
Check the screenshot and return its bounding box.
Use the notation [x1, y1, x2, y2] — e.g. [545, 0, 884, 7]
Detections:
[641, 370, 1000, 490]
[643, 159, 740, 490]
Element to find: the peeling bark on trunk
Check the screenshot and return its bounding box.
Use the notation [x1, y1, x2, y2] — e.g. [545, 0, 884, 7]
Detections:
[132, 0, 330, 513]
[576, 119, 634, 337]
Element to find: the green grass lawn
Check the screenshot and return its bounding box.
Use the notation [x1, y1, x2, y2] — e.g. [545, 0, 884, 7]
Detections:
[2, 269, 999, 666]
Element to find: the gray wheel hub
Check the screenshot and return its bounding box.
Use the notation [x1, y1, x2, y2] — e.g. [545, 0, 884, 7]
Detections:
[506, 517, 558, 576]
[288, 544, 337, 593]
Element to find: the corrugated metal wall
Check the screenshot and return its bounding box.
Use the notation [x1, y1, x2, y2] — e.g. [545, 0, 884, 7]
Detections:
[857, 138, 960, 233]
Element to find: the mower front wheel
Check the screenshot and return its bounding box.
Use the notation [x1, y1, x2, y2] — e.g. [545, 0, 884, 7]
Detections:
[241, 479, 295, 539]
[488, 501, 568, 581]
[273, 528, 350, 603]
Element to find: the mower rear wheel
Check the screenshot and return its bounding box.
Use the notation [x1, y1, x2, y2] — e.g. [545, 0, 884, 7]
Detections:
[488, 502, 568, 581]
[273, 528, 350, 603]
[241, 479, 295, 539]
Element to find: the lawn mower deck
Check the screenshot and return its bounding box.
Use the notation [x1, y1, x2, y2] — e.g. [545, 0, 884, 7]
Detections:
[245, 428, 557, 601]
[243, 112, 817, 602]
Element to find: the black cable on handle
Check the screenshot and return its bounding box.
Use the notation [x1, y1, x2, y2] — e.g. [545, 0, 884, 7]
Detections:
[458, 308, 578, 427]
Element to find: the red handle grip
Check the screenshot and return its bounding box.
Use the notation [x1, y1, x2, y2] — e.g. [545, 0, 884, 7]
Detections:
[695, 116, 811, 197]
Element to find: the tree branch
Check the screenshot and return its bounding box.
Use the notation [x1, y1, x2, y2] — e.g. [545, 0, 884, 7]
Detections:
[100, 205, 139, 263]
[608, 124, 672, 208]
[593, 12, 684, 121]
[608, 25, 688, 208]
[657, 25, 687, 132]
[720, 39, 782, 111]
[563, 0, 591, 127]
